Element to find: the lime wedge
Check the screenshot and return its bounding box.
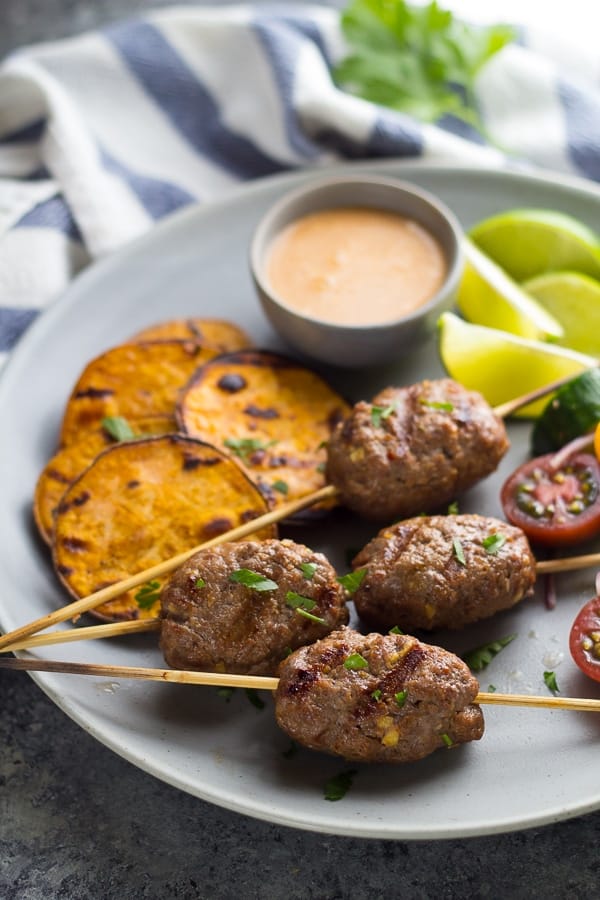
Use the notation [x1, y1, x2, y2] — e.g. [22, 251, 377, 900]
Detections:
[437, 312, 595, 417]
[523, 270, 600, 356]
[457, 239, 564, 341]
[469, 209, 600, 282]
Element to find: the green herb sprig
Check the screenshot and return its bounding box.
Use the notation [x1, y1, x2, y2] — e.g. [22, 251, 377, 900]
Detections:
[463, 634, 516, 672]
[334, 0, 515, 141]
[338, 568, 367, 594]
[229, 569, 278, 591]
[134, 579, 162, 610]
[324, 768, 357, 801]
[224, 437, 276, 461]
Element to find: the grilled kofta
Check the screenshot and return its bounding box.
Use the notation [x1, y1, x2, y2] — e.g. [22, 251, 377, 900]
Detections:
[275, 627, 484, 763]
[352, 514, 536, 632]
[325, 378, 509, 521]
[160, 539, 348, 675]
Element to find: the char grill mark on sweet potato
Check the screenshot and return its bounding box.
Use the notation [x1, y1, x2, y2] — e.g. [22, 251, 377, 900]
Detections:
[177, 350, 351, 517]
[129, 318, 253, 354]
[52, 434, 277, 622]
[59, 340, 216, 446]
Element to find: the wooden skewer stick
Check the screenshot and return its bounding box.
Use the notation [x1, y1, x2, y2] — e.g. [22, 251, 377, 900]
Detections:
[3, 618, 161, 652]
[0, 374, 579, 652]
[1, 656, 600, 712]
[492, 370, 595, 419]
[6, 547, 600, 655]
[0, 484, 336, 652]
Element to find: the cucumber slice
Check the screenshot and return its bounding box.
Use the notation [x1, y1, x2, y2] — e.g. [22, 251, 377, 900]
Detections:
[532, 368, 600, 454]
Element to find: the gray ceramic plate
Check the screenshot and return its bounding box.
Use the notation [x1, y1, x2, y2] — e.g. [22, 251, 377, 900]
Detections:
[2, 160, 600, 839]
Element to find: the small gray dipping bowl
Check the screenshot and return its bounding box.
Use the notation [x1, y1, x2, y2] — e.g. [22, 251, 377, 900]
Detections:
[250, 174, 464, 368]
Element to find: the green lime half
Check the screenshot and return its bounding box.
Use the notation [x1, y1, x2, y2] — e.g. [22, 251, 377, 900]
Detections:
[469, 209, 600, 282]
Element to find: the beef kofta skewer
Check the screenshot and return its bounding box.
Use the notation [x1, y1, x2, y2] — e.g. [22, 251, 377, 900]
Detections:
[0, 376, 570, 650]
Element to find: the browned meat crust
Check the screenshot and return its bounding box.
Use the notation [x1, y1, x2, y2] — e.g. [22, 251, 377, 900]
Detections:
[352, 514, 536, 632]
[325, 379, 509, 521]
[160, 539, 348, 675]
[275, 628, 484, 763]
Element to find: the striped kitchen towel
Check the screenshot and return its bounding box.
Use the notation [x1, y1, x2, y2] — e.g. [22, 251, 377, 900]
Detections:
[1, 3, 599, 366]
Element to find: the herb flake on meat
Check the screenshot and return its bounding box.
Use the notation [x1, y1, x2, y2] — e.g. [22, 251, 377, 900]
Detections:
[395, 690, 408, 707]
[452, 537, 466, 566]
[338, 568, 367, 594]
[299, 562, 317, 579]
[195, 577, 206, 589]
[344, 652, 369, 671]
[482, 533, 506, 554]
[370, 404, 395, 427]
[229, 569, 278, 591]
[463, 634, 516, 672]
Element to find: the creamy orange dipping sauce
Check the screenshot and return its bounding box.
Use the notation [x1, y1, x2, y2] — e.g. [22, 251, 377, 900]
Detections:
[265, 206, 447, 326]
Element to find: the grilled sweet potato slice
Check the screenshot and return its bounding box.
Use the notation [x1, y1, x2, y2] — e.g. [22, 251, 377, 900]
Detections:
[176, 351, 350, 514]
[59, 340, 215, 446]
[52, 434, 277, 621]
[34, 416, 175, 544]
[130, 318, 253, 353]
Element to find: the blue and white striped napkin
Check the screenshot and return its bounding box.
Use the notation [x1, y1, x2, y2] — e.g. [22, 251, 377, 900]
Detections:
[1, 3, 600, 367]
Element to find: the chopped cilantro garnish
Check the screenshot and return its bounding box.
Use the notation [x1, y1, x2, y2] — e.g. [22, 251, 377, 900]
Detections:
[324, 768, 357, 801]
[285, 591, 317, 611]
[344, 652, 369, 671]
[224, 437, 275, 461]
[394, 690, 408, 708]
[299, 562, 317, 580]
[452, 537, 466, 566]
[217, 686, 235, 702]
[447, 501, 459, 515]
[543, 670, 560, 695]
[370, 404, 395, 427]
[440, 733, 453, 748]
[102, 416, 136, 441]
[245, 688, 265, 710]
[134, 579, 161, 610]
[487, 685, 497, 693]
[296, 608, 326, 625]
[420, 399, 454, 412]
[337, 568, 367, 594]
[272, 479, 289, 495]
[371, 689, 382, 701]
[229, 569, 278, 591]
[463, 634, 516, 672]
[195, 577, 206, 589]
[389, 625, 403, 635]
[482, 534, 506, 555]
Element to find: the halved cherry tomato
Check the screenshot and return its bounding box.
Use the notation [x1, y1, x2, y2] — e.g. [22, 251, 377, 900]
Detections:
[569, 596, 600, 682]
[500, 452, 600, 547]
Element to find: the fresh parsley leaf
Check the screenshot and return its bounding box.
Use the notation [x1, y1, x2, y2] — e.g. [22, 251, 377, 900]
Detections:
[272, 479, 289, 495]
[394, 690, 408, 708]
[487, 684, 496, 693]
[245, 688, 265, 710]
[337, 568, 367, 594]
[544, 670, 560, 695]
[344, 652, 369, 671]
[134, 579, 161, 610]
[285, 591, 317, 611]
[217, 687, 235, 702]
[371, 689, 382, 701]
[389, 625, 404, 635]
[229, 569, 278, 591]
[447, 501, 459, 515]
[296, 608, 326, 624]
[224, 437, 275, 461]
[324, 768, 357, 801]
[299, 562, 317, 580]
[102, 416, 136, 441]
[420, 398, 454, 412]
[334, 0, 515, 141]
[482, 534, 506, 555]
[463, 634, 517, 672]
[195, 577, 206, 589]
[440, 733, 453, 748]
[370, 404, 395, 427]
[452, 537, 466, 566]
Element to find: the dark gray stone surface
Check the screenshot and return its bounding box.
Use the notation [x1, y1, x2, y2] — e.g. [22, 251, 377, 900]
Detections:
[1, 2, 599, 897]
